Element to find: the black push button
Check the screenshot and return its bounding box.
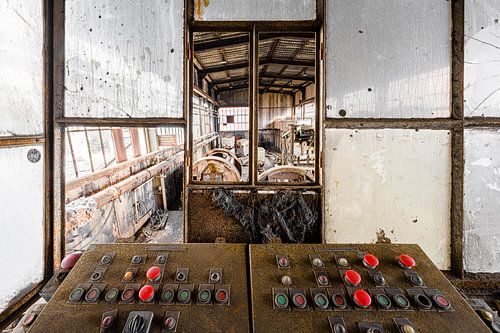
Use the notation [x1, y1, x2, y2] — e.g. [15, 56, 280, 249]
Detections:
[413, 294, 432, 309]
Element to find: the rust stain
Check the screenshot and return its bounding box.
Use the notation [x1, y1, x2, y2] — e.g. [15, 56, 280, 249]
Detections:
[195, 0, 210, 20]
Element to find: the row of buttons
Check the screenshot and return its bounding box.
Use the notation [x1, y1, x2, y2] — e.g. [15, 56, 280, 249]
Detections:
[120, 266, 222, 284]
[273, 287, 451, 311]
[69, 284, 230, 305]
[278, 253, 416, 270]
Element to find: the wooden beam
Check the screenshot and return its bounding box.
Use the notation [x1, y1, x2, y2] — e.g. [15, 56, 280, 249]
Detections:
[111, 129, 127, 163]
[0, 135, 45, 147]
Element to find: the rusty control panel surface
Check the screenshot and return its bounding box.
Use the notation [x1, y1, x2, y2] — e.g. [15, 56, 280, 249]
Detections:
[249, 244, 490, 333]
[28, 243, 249, 333]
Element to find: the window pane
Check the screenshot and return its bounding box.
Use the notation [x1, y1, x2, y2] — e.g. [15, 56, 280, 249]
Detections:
[258, 33, 316, 183]
[324, 129, 452, 269]
[326, 0, 451, 118]
[464, 129, 500, 272]
[192, 32, 250, 183]
[464, 0, 500, 117]
[194, 0, 315, 21]
[65, 126, 185, 252]
[0, 146, 44, 313]
[0, 0, 43, 136]
[65, 0, 184, 118]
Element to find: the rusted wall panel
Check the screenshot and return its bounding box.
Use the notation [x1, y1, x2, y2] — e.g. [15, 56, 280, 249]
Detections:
[0, 146, 44, 313]
[464, 129, 500, 272]
[325, 0, 452, 118]
[193, 0, 316, 21]
[0, 0, 43, 136]
[324, 129, 452, 269]
[464, 0, 500, 117]
[65, 0, 184, 118]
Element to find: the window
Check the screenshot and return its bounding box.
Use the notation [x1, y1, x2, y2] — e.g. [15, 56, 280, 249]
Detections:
[0, 0, 45, 318]
[190, 31, 318, 184]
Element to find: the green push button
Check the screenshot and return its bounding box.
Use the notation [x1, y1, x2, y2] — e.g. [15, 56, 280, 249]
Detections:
[376, 294, 391, 309]
[394, 294, 410, 308]
[199, 290, 211, 303]
[274, 293, 289, 309]
[162, 289, 174, 303]
[314, 293, 329, 309]
[178, 289, 191, 303]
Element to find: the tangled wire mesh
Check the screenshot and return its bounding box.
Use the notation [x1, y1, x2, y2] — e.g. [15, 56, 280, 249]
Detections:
[211, 188, 318, 243]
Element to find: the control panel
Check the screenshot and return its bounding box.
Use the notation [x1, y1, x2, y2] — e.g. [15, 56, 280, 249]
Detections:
[249, 243, 491, 333]
[28, 243, 249, 333]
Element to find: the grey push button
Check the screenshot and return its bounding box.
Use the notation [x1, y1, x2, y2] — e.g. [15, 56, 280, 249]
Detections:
[175, 268, 189, 283]
[328, 317, 347, 333]
[209, 268, 222, 284]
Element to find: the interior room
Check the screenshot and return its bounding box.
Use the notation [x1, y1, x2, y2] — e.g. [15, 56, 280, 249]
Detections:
[0, 0, 499, 332]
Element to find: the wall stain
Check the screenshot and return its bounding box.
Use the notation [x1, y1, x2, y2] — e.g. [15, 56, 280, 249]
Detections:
[376, 228, 392, 243]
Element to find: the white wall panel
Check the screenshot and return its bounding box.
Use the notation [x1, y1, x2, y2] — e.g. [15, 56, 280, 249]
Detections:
[65, 0, 184, 118]
[464, 0, 500, 117]
[194, 0, 315, 21]
[326, 0, 451, 118]
[464, 129, 500, 272]
[0, 146, 44, 313]
[0, 0, 43, 136]
[325, 129, 452, 269]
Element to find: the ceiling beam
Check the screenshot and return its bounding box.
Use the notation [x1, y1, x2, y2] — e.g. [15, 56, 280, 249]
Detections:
[210, 73, 314, 87]
[199, 58, 315, 75]
[216, 83, 301, 94]
[194, 32, 315, 52]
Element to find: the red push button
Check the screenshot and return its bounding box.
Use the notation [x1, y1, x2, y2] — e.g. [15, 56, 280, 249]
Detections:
[363, 254, 379, 269]
[292, 293, 307, 309]
[60, 251, 83, 269]
[433, 294, 451, 310]
[164, 317, 177, 330]
[398, 254, 416, 269]
[344, 270, 361, 287]
[146, 266, 161, 282]
[101, 315, 114, 329]
[215, 289, 228, 304]
[353, 289, 371, 308]
[139, 285, 155, 302]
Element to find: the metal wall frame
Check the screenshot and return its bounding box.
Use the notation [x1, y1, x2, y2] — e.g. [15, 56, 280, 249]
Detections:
[50, 0, 190, 267]
[322, 0, 500, 277]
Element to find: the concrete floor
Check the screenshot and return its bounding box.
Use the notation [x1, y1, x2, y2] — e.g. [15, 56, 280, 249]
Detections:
[136, 210, 184, 244]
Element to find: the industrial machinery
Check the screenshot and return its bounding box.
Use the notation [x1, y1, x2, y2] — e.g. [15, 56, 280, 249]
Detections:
[27, 243, 490, 332]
